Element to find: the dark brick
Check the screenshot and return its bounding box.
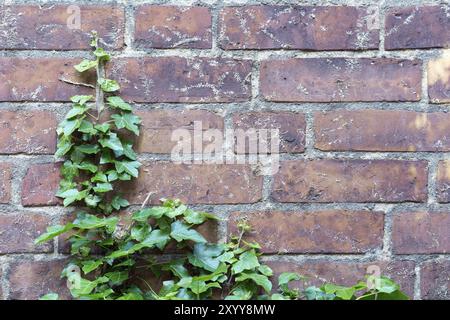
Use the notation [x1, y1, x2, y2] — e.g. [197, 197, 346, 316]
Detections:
[260, 58, 421, 102]
[272, 160, 428, 203]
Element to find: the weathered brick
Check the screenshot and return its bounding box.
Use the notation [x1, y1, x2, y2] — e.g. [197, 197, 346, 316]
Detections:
[267, 260, 415, 298]
[135, 5, 211, 49]
[107, 57, 252, 103]
[0, 5, 124, 50]
[0, 267, 3, 299]
[437, 160, 450, 203]
[315, 110, 450, 152]
[272, 160, 428, 203]
[122, 162, 262, 205]
[229, 210, 383, 253]
[393, 212, 450, 254]
[136, 109, 223, 154]
[0, 58, 94, 102]
[8, 259, 70, 300]
[420, 260, 450, 300]
[22, 163, 61, 206]
[0, 111, 56, 154]
[260, 58, 421, 102]
[385, 6, 450, 50]
[219, 6, 379, 50]
[0, 213, 53, 254]
[428, 50, 450, 104]
[0, 163, 12, 204]
[232, 112, 305, 153]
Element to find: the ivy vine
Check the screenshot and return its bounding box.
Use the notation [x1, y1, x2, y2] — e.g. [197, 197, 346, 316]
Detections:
[35, 34, 409, 301]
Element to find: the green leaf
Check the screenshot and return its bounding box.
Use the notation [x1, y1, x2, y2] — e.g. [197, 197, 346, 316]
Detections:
[77, 161, 98, 173]
[98, 78, 120, 92]
[111, 113, 141, 135]
[107, 96, 132, 111]
[57, 188, 88, 206]
[122, 142, 137, 160]
[235, 272, 272, 294]
[76, 144, 100, 154]
[61, 118, 82, 136]
[117, 292, 143, 300]
[34, 224, 73, 244]
[93, 182, 113, 193]
[132, 207, 170, 222]
[91, 172, 108, 183]
[74, 59, 97, 72]
[258, 265, 273, 277]
[131, 224, 150, 242]
[78, 120, 97, 134]
[188, 243, 225, 272]
[105, 271, 129, 286]
[84, 194, 101, 207]
[93, 48, 110, 61]
[141, 229, 171, 251]
[95, 123, 110, 133]
[73, 212, 118, 233]
[99, 133, 123, 153]
[71, 95, 93, 105]
[39, 293, 59, 300]
[170, 221, 207, 244]
[81, 260, 103, 274]
[232, 249, 260, 274]
[111, 196, 129, 210]
[183, 209, 218, 225]
[55, 137, 73, 158]
[115, 160, 140, 178]
[278, 272, 302, 287]
[65, 106, 88, 119]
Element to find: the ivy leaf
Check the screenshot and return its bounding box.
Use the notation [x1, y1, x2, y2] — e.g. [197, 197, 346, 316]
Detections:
[115, 160, 140, 178]
[107, 96, 132, 111]
[81, 260, 103, 274]
[235, 272, 272, 294]
[94, 123, 110, 133]
[93, 48, 110, 61]
[78, 120, 97, 134]
[278, 272, 302, 288]
[132, 207, 170, 222]
[76, 144, 100, 154]
[93, 182, 113, 193]
[122, 142, 137, 160]
[111, 113, 141, 135]
[188, 243, 225, 272]
[116, 292, 143, 300]
[34, 224, 74, 244]
[65, 106, 88, 119]
[84, 194, 101, 207]
[99, 133, 123, 153]
[61, 118, 82, 136]
[74, 59, 97, 72]
[183, 209, 218, 225]
[39, 293, 59, 300]
[258, 265, 273, 277]
[105, 271, 129, 286]
[55, 137, 73, 158]
[77, 161, 98, 173]
[131, 224, 150, 242]
[71, 95, 93, 105]
[57, 188, 88, 206]
[98, 78, 120, 92]
[232, 249, 260, 274]
[91, 172, 108, 183]
[141, 229, 171, 250]
[73, 212, 118, 233]
[170, 221, 207, 243]
[111, 196, 129, 210]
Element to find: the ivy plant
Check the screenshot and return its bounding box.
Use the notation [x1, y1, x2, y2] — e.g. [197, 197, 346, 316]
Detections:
[35, 34, 409, 301]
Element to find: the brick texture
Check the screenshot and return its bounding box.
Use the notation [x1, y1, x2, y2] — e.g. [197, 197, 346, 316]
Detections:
[260, 58, 421, 102]
[135, 6, 211, 49]
[0, 111, 56, 154]
[272, 160, 428, 203]
[229, 211, 384, 253]
[232, 112, 306, 153]
[428, 51, 450, 104]
[219, 6, 379, 50]
[315, 110, 450, 152]
[0, 213, 53, 254]
[22, 163, 61, 206]
[0, 163, 12, 204]
[420, 260, 450, 300]
[393, 212, 450, 254]
[385, 6, 450, 50]
[122, 162, 263, 205]
[437, 160, 450, 203]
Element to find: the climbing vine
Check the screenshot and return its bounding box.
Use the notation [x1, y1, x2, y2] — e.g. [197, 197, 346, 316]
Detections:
[36, 34, 409, 300]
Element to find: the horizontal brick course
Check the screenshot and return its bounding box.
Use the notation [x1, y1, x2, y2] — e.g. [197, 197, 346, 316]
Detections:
[314, 110, 450, 152]
[272, 160, 428, 203]
[135, 5, 212, 49]
[219, 6, 379, 50]
[229, 210, 384, 253]
[260, 58, 421, 102]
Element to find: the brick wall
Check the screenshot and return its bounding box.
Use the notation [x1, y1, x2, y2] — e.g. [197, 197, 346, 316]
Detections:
[0, 0, 449, 300]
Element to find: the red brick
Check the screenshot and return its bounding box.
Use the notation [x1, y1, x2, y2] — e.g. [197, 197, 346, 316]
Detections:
[260, 58, 421, 102]
[107, 57, 252, 103]
[122, 162, 262, 205]
[385, 6, 450, 50]
[8, 259, 70, 300]
[228, 210, 384, 253]
[136, 109, 223, 154]
[0, 213, 53, 254]
[420, 260, 450, 300]
[0, 111, 56, 154]
[437, 160, 450, 203]
[0, 58, 94, 102]
[135, 6, 211, 49]
[272, 160, 428, 203]
[315, 110, 450, 152]
[232, 112, 305, 153]
[393, 212, 450, 254]
[0, 5, 124, 50]
[22, 163, 61, 206]
[267, 260, 415, 298]
[428, 51, 450, 104]
[0, 163, 12, 204]
[219, 6, 379, 50]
